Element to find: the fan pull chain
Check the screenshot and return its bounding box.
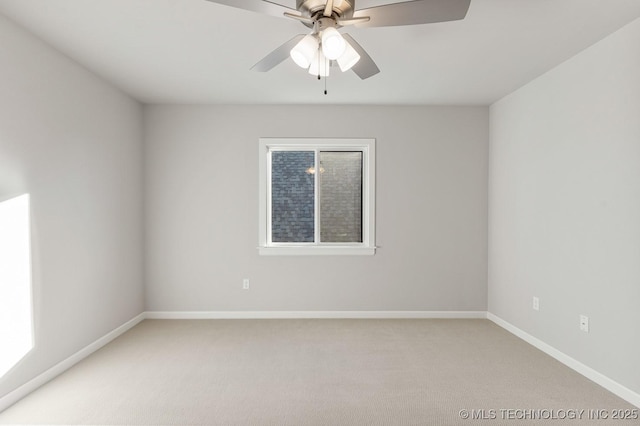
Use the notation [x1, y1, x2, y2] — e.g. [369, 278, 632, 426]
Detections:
[317, 46, 321, 80]
[323, 55, 328, 95]
[313, 46, 327, 95]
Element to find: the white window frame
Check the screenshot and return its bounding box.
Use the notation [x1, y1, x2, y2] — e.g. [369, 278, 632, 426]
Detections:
[259, 138, 375, 256]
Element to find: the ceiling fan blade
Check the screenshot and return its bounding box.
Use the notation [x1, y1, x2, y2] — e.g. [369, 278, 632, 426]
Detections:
[336, 16, 371, 26]
[250, 34, 306, 72]
[204, 0, 295, 19]
[284, 12, 314, 25]
[353, 0, 471, 28]
[323, 0, 334, 17]
[342, 34, 379, 80]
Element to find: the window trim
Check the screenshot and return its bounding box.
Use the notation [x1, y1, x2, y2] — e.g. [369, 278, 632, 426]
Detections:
[258, 138, 376, 256]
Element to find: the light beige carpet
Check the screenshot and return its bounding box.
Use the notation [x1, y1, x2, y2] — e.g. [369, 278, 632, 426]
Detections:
[0, 319, 635, 425]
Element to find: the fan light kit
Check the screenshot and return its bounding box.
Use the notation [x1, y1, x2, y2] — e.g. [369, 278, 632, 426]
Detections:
[290, 19, 360, 79]
[206, 0, 471, 92]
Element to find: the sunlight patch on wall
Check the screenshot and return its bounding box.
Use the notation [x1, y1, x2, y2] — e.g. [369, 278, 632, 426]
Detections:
[0, 194, 34, 378]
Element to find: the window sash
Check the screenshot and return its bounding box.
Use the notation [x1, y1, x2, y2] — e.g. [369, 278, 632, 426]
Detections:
[268, 149, 316, 244]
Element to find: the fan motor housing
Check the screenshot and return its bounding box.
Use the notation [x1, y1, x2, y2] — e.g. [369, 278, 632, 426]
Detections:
[296, 0, 355, 19]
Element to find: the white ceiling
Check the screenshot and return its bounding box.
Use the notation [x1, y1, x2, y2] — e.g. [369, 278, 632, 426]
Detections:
[1, 0, 639, 105]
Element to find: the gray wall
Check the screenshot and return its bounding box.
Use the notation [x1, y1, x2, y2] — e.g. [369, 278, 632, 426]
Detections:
[489, 18, 640, 394]
[0, 14, 144, 398]
[144, 105, 489, 312]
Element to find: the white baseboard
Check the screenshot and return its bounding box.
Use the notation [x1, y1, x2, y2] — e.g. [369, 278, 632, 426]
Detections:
[487, 312, 640, 408]
[5, 311, 636, 415]
[145, 310, 488, 319]
[0, 313, 145, 413]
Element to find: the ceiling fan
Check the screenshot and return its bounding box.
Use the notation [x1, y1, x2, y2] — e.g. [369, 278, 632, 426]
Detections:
[205, 0, 471, 80]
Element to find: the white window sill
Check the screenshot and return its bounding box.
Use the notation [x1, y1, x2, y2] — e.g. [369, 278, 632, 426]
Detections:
[258, 246, 376, 256]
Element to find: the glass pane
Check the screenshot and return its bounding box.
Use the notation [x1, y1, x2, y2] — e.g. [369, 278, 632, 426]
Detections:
[319, 151, 363, 243]
[271, 151, 315, 242]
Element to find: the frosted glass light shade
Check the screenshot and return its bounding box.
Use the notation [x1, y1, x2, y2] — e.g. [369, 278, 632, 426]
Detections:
[337, 41, 360, 72]
[321, 27, 346, 60]
[290, 34, 319, 69]
[308, 50, 330, 77]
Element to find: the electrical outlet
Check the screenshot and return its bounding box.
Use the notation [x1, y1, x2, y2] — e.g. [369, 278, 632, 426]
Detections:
[532, 296, 540, 311]
[242, 278, 250, 290]
[580, 315, 589, 332]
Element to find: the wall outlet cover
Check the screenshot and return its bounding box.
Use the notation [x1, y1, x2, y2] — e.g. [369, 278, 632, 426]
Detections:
[580, 315, 589, 332]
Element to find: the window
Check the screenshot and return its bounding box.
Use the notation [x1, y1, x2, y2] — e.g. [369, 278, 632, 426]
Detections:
[259, 138, 375, 255]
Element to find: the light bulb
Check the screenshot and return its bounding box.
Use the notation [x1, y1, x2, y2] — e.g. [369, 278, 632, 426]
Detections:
[321, 27, 346, 60]
[290, 34, 318, 69]
[337, 40, 360, 72]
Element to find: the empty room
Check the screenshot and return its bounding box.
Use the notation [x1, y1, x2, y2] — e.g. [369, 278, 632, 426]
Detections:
[0, 0, 639, 424]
